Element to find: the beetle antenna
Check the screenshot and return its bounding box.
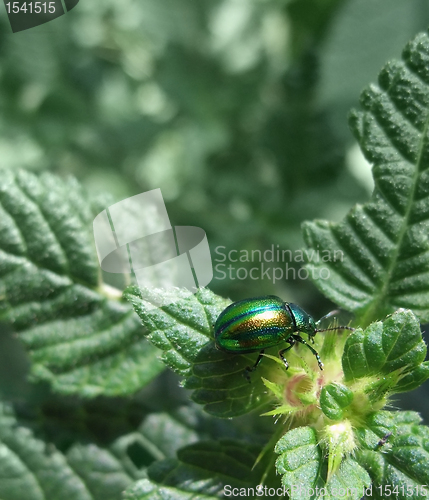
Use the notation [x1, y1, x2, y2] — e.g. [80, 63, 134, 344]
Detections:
[316, 325, 354, 333]
[315, 309, 340, 327]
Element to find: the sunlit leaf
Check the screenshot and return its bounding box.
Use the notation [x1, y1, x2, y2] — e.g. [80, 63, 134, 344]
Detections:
[304, 30, 429, 325]
[125, 286, 275, 417]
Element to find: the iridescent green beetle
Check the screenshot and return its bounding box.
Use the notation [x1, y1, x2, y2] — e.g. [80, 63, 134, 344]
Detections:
[214, 295, 353, 381]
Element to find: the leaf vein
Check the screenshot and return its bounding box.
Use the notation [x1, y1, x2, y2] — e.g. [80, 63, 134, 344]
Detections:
[329, 228, 378, 288]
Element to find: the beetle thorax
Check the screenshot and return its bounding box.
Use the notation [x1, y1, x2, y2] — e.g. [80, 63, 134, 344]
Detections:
[286, 303, 317, 336]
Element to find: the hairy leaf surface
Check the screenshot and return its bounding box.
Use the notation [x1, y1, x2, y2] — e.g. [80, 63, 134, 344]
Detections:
[275, 426, 370, 500]
[356, 411, 429, 498]
[342, 309, 429, 393]
[125, 286, 275, 417]
[303, 30, 429, 325]
[123, 439, 266, 499]
[0, 170, 163, 396]
[0, 403, 134, 500]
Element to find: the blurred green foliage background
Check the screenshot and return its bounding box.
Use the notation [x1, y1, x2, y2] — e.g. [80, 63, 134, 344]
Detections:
[0, 0, 428, 431]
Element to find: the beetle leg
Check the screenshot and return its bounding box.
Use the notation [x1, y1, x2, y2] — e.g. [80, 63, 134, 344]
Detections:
[278, 338, 296, 370]
[244, 350, 265, 383]
[293, 334, 323, 370]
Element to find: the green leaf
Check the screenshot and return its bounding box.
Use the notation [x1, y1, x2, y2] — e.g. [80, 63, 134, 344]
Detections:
[0, 170, 164, 396]
[112, 408, 205, 473]
[356, 411, 429, 498]
[342, 309, 429, 392]
[0, 402, 134, 500]
[125, 286, 275, 418]
[275, 427, 322, 500]
[123, 439, 266, 499]
[134, 404, 265, 459]
[0, 401, 236, 500]
[137, 410, 199, 459]
[303, 29, 429, 325]
[123, 479, 218, 500]
[323, 458, 370, 500]
[275, 427, 371, 500]
[320, 383, 354, 421]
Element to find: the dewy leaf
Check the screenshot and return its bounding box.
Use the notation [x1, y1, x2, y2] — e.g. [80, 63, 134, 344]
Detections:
[0, 402, 134, 500]
[303, 29, 429, 325]
[355, 410, 429, 498]
[125, 286, 275, 418]
[123, 439, 267, 500]
[0, 170, 163, 396]
[342, 309, 429, 392]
